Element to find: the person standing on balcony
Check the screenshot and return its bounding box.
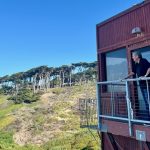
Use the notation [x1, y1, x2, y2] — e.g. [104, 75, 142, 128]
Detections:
[126, 51, 150, 115]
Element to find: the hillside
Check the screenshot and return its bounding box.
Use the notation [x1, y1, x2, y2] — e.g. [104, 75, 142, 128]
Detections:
[0, 82, 100, 150]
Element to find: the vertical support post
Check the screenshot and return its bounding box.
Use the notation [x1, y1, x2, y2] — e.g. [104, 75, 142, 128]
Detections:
[126, 81, 132, 136]
[110, 84, 114, 116]
[97, 83, 101, 129]
[146, 79, 150, 115]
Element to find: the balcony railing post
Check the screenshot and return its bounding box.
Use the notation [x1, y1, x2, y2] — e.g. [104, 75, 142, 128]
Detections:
[146, 79, 150, 115]
[111, 84, 114, 116]
[125, 81, 132, 136]
[96, 83, 101, 129]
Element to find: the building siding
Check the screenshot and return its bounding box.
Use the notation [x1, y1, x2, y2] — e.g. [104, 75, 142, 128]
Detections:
[97, 1, 150, 52]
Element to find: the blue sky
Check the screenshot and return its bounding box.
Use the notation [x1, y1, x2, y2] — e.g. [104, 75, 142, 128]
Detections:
[0, 0, 142, 76]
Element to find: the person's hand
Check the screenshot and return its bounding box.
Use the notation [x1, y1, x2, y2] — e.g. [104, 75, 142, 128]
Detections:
[139, 76, 146, 79]
[119, 79, 123, 82]
[144, 74, 148, 77]
[119, 78, 126, 82]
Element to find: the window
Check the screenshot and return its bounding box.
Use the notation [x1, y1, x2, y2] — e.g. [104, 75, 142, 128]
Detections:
[140, 46, 150, 61]
[106, 48, 128, 92]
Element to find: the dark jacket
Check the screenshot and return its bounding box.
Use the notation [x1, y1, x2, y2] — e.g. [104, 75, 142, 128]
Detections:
[132, 58, 150, 88]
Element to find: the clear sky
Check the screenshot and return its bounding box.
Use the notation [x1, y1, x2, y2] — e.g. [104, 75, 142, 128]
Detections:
[0, 0, 142, 76]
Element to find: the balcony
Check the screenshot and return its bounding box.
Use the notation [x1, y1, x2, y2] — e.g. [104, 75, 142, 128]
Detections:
[97, 77, 150, 142]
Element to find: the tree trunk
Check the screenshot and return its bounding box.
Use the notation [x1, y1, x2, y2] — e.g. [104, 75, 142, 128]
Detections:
[62, 72, 65, 87]
[69, 70, 72, 86]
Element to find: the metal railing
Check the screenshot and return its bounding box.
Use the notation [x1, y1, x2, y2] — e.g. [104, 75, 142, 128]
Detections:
[97, 77, 150, 136]
[79, 98, 97, 128]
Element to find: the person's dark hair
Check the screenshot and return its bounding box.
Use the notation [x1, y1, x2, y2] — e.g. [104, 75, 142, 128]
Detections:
[132, 51, 142, 58]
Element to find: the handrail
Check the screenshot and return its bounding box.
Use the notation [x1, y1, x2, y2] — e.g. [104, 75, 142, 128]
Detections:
[97, 77, 150, 84]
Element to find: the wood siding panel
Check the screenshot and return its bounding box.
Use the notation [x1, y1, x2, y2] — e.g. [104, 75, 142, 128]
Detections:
[97, 2, 150, 52]
[144, 4, 150, 33]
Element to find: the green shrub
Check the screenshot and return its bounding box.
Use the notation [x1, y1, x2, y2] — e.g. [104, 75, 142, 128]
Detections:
[8, 88, 40, 104]
[0, 85, 13, 95]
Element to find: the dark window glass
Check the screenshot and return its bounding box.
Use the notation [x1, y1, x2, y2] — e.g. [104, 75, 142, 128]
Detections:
[106, 48, 128, 92]
[141, 47, 150, 61]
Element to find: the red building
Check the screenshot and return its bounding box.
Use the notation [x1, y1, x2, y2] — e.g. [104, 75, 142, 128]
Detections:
[96, 1, 150, 149]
